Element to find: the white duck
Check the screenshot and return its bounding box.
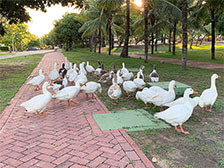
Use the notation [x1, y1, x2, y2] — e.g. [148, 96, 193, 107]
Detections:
[136, 66, 144, 80]
[49, 62, 59, 81]
[133, 73, 145, 89]
[21, 82, 52, 117]
[136, 88, 153, 109]
[149, 64, 159, 82]
[86, 61, 95, 73]
[112, 70, 123, 85]
[108, 73, 122, 105]
[68, 64, 78, 83]
[66, 63, 73, 77]
[50, 76, 68, 92]
[199, 73, 221, 112]
[27, 69, 45, 91]
[65, 57, 70, 70]
[122, 72, 134, 81]
[147, 80, 176, 111]
[123, 80, 137, 98]
[52, 80, 82, 106]
[81, 81, 102, 99]
[79, 62, 87, 75]
[75, 71, 88, 85]
[164, 96, 200, 108]
[121, 62, 129, 75]
[154, 88, 198, 134]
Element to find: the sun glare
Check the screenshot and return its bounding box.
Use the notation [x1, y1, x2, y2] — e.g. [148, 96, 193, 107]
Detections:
[133, 0, 142, 7]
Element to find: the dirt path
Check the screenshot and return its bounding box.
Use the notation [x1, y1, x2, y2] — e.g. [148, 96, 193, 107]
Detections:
[0, 51, 154, 168]
[0, 49, 54, 60]
[102, 50, 224, 71]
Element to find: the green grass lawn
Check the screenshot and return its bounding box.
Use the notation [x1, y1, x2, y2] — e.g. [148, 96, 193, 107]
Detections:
[0, 52, 9, 56]
[64, 48, 224, 168]
[0, 54, 44, 112]
[110, 44, 224, 64]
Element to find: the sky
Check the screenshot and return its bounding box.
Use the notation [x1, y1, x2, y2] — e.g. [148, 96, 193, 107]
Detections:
[26, 0, 142, 38]
[26, 4, 79, 37]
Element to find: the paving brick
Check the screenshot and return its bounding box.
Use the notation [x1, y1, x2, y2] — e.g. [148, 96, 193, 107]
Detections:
[126, 151, 140, 161]
[35, 161, 56, 168]
[69, 156, 89, 165]
[36, 154, 56, 162]
[87, 156, 106, 167]
[52, 154, 72, 165]
[20, 152, 40, 162]
[3, 158, 23, 167]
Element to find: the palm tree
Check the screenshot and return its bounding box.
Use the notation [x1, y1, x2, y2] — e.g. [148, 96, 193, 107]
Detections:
[181, 0, 187, 70]
[120, 0, 130, 58]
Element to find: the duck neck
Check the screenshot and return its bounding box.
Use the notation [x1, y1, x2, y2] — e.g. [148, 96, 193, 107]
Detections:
[211, 78, 216, 90]
[168, 85, 174, 92]
[42, 84, 50, 95]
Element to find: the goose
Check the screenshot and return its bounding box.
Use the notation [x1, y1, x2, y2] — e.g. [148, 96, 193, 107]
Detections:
[81, 81, 102, 99]
[50, 76, 68, 92]
[112, 70, 123, 85]
[27, 69, 45, 91]
[59, 63, 67, 78]
[108, 73, 122, 105]
[21, 82, 52, 117]
[149, 64, 159, 82]
[136, 88, 154, 109]
[49, 62, 59, 81]
[75, 70, 88, 85]
[135, 65, 144, 80]
[98, 70, 114, 84]
[65, 57, 70, 70]
[122, 72, 134, 81]
[121, 62, 129, 75]
[66, 63, 73, 77]
[164, 96, 200, 108]
[133, 73, 145, 89]
[123, 80, 137, 98]
[86, 61, 95, 73]
[154, 88, 198, 134]
[94, 61, 102, 76]
[68, 64, 78, 83]
[147, 80, 176, 111]
[199, 74, 221, 112]
[52, 80, 82, 106]
[79, 62, 87, 75]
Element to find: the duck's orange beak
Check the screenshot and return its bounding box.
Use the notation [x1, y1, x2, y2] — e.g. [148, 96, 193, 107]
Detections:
[193, 90, 198, 94]
[218, 75, 221, 78]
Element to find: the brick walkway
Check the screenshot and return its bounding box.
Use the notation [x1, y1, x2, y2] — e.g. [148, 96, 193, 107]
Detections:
[0, 51, 154, 168]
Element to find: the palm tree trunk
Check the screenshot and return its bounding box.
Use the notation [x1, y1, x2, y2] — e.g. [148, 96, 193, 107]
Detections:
[182, 0, 187, 70]
[108, 21, 112, 55]
[211, 8, 215, 60]
[168, 29, 171, 52]
[111, 34, 114, 49]
[163, 34, 166, 44]
[151, 31, 154, 54]
[98, 29, 101, 54]
[144, 0, 149, 63]
[190, 32, 194, 49]
[155, 33, 158, 52]
[173, 20, 177, 55]
[120, 0, 130, 58]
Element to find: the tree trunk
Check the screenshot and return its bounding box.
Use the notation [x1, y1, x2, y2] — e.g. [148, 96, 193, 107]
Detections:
[120, 0, 130, 58]
[94, 32, 97, 52]
[173, 20, 177, 55]
[161, 34, 163, 43]
[168, 29, 171, 52]
[211, 8, 215, 59]
[151, 31, 154, 54]
[108, 19, 112, 55]
[98, 29, 101, 54]
[155, 33, 158, 52]
[111, 34, 114, 49]
[163, 34, 166, 44]
[190, 31, 194, 49]
[181, 0, 187, 70]
[89, 35, 93, 52]
[144, 0, 149, 63]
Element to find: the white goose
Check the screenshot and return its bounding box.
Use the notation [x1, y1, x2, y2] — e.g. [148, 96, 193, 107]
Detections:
[121, 62, 129, 75]
[199, 73, 220, 112]
[108, 73, 122, 105]
[154, 88, 198, 134]
[136, 88, 153, 109]
[79, 62, 87, 75]
[147, 80, 176, 111]
[65, 57, 70, 70]
[49, 62, 59, 81]
[112, 70, 123, 85]
[123, 80, 137, 98]
[133, 73, 145, 89]
[21, 82, 52, 117]
[81, 81, 102, 99]
[149, 64, 159, 82]
[122, 72, 134, 81]
[136, 66, 144, 80]
[164, 96, 200, 108]
[50, 77, 68, 92]
[86, 61, 95, 73]
[52, 80, 82, 106]
[27, 69, 45, 91]
[66, 63, 73, 77]
[68, 64, 78, 83]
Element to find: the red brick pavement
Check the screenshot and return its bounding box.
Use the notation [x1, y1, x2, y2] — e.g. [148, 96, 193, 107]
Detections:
[0, 51, 154, 168]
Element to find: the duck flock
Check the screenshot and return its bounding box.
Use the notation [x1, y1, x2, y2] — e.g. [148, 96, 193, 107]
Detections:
[21, 57, 221, 134]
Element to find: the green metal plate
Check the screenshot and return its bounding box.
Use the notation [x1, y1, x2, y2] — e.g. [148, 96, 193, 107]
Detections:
[93, 109, 170, 132]
[146, 81, 191, 96]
